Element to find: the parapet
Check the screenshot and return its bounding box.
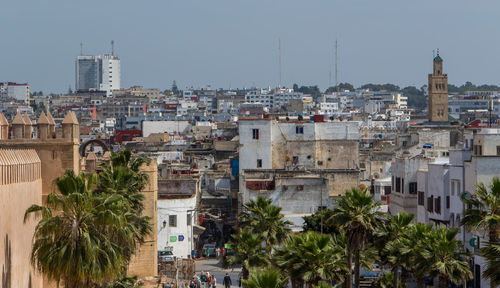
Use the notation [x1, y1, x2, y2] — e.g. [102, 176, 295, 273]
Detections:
[0, 111, 80, 144]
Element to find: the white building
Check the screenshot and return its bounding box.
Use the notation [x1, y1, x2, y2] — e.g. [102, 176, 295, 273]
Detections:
[319, 102, 339, 115]
[76, 54, 120, 97]
[142, 120, 192, 137]
[158, 196, 197, 258]
[0, 82, 30, 103]
[245, 89, 303, 110]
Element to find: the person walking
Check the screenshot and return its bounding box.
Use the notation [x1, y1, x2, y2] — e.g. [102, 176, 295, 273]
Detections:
[216, 247, 221, 259]
[223, 273, 232, 288]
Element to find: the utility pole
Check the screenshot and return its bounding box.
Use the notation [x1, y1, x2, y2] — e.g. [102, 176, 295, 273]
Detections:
[111, 40, 114, 56]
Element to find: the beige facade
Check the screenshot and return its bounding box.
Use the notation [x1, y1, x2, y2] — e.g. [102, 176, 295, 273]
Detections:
[127, 159, 158, 277]
[0, 149, 43, 288]
[428, 54, 449, 122]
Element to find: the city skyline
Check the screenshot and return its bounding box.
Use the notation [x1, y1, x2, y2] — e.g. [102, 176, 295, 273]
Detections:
[1, 0, 500, 93]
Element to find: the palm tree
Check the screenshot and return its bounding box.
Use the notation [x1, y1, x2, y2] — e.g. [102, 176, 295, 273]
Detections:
[97, 149, 152, 266]
[329, 188, 383, 288]
[377, 212, 414, 288]
[481, 242, 500, 286]
[239, 196, 292, 254]
[227, 230, 268, 280]
[274, 232, 346, 287]
[403, 223, 434, 288]
[426, 228, 472, 288]
[24, 171, 127, 287]
[462, 177, 500, 288]
[243, 268, 288, 288]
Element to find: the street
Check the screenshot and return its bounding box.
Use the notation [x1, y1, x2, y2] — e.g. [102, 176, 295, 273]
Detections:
[195, 258, 242, 288]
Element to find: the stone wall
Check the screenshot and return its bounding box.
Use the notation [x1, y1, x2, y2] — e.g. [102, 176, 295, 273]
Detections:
[0, 149, 43, 288]
[128, 160, 158, 277]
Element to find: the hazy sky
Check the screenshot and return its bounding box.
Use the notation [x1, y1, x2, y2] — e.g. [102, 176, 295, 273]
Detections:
[1, 0, 499, 93]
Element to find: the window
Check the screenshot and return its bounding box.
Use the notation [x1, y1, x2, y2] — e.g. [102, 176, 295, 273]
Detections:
[409, 182, 417, 194]
[292, 156, 299, 164]
[427, 196, 434, 212]
[168, 215, 177, 227]
[252, 128, 259, 139]
[401, 178, 405, 194]
[446, 196, 450, 209]
[395, 177, 401, 193]
[187, 213, 192, 226]
[296, 126, 304, 134]
[297, 185, 304, 191]
[435, 197, 441, 214]
[474, 145, 482, 156]
[497, 146, 500, 156]
[257, 159, 262, 168]
[418, 191, 425, 206]
[384, 186, 391, 195]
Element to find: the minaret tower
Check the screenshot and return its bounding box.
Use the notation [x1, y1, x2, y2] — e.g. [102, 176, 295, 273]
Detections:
[428, 50, 448, 122]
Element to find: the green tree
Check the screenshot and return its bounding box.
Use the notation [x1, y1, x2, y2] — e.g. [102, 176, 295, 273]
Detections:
[376, 212, 414, 288]
[302, 208, 338, 234]
[239, 196, 291, 254]
[24, 171, 127, 287]
[426, 228, 472, 288]
[403, 223, 434, 288]
[243, 268, 288, 288]
[325, 83, 355, 93]
[481, 242, 500, 286]
[97, 149, 152, 268]
[227, 230, 268, 280]
[329, 188, 383, 288]
[462, 177, 500, 288]
[274, 232, 346, 287]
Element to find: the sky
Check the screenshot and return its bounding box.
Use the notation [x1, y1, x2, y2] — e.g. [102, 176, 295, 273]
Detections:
[1, 0, 499, 93]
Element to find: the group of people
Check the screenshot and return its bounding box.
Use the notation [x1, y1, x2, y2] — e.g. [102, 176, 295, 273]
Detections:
[190, 271, 217, 288]
[190, 272, 238, 288]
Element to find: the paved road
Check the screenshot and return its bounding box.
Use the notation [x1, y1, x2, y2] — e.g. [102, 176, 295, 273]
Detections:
[195, 258, 242, 288]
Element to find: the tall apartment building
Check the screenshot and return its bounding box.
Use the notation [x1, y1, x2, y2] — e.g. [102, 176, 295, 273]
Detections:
[428, 52, 449, 122]
[76, 54, 120, 96]
[0, 82, 30, 103]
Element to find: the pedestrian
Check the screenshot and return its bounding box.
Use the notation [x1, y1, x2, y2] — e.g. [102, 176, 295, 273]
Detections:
[206, 272, 211, 288]
[206, 248, 210, 258]
[194, 276, 201, 288]
[221, 247, 226, 256]
[212, 275, 217, 288]
[216, 247, 221, 258]
[190, 278, 196, 288]
[223, 273, 232, 288]
[238, 272, 242, 287]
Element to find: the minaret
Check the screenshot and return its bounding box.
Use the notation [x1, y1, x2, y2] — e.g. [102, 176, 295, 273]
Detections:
[428, 50, 448, 122]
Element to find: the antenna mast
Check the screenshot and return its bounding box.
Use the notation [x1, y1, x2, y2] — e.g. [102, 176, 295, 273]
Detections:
[111, 40, 114, 56]
[80, 42, 83, 56]
[335, 39, 338, 94]
[278, 38, 282, 88]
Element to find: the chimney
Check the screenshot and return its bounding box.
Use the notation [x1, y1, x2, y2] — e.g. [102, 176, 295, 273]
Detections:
[23, 113, 33, 139]
[37, 111, 50, 139]
[0, 113, 8, 140]
[12, 111, 26, 139]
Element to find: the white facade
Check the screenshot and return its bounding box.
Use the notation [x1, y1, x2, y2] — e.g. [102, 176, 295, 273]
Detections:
[99, 55, 121, 96]
[245, 90, 303, 110]
[319, 102, 339, 115]
[0, 82, 30, 103]
[142, 120, 192, 137]
[157, 196, 197, 258]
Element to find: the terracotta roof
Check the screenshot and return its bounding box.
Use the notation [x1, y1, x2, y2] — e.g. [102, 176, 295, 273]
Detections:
[12, 111, 26, 125]
[0, 113, 7, 126]
[37, 111, 50, 124]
